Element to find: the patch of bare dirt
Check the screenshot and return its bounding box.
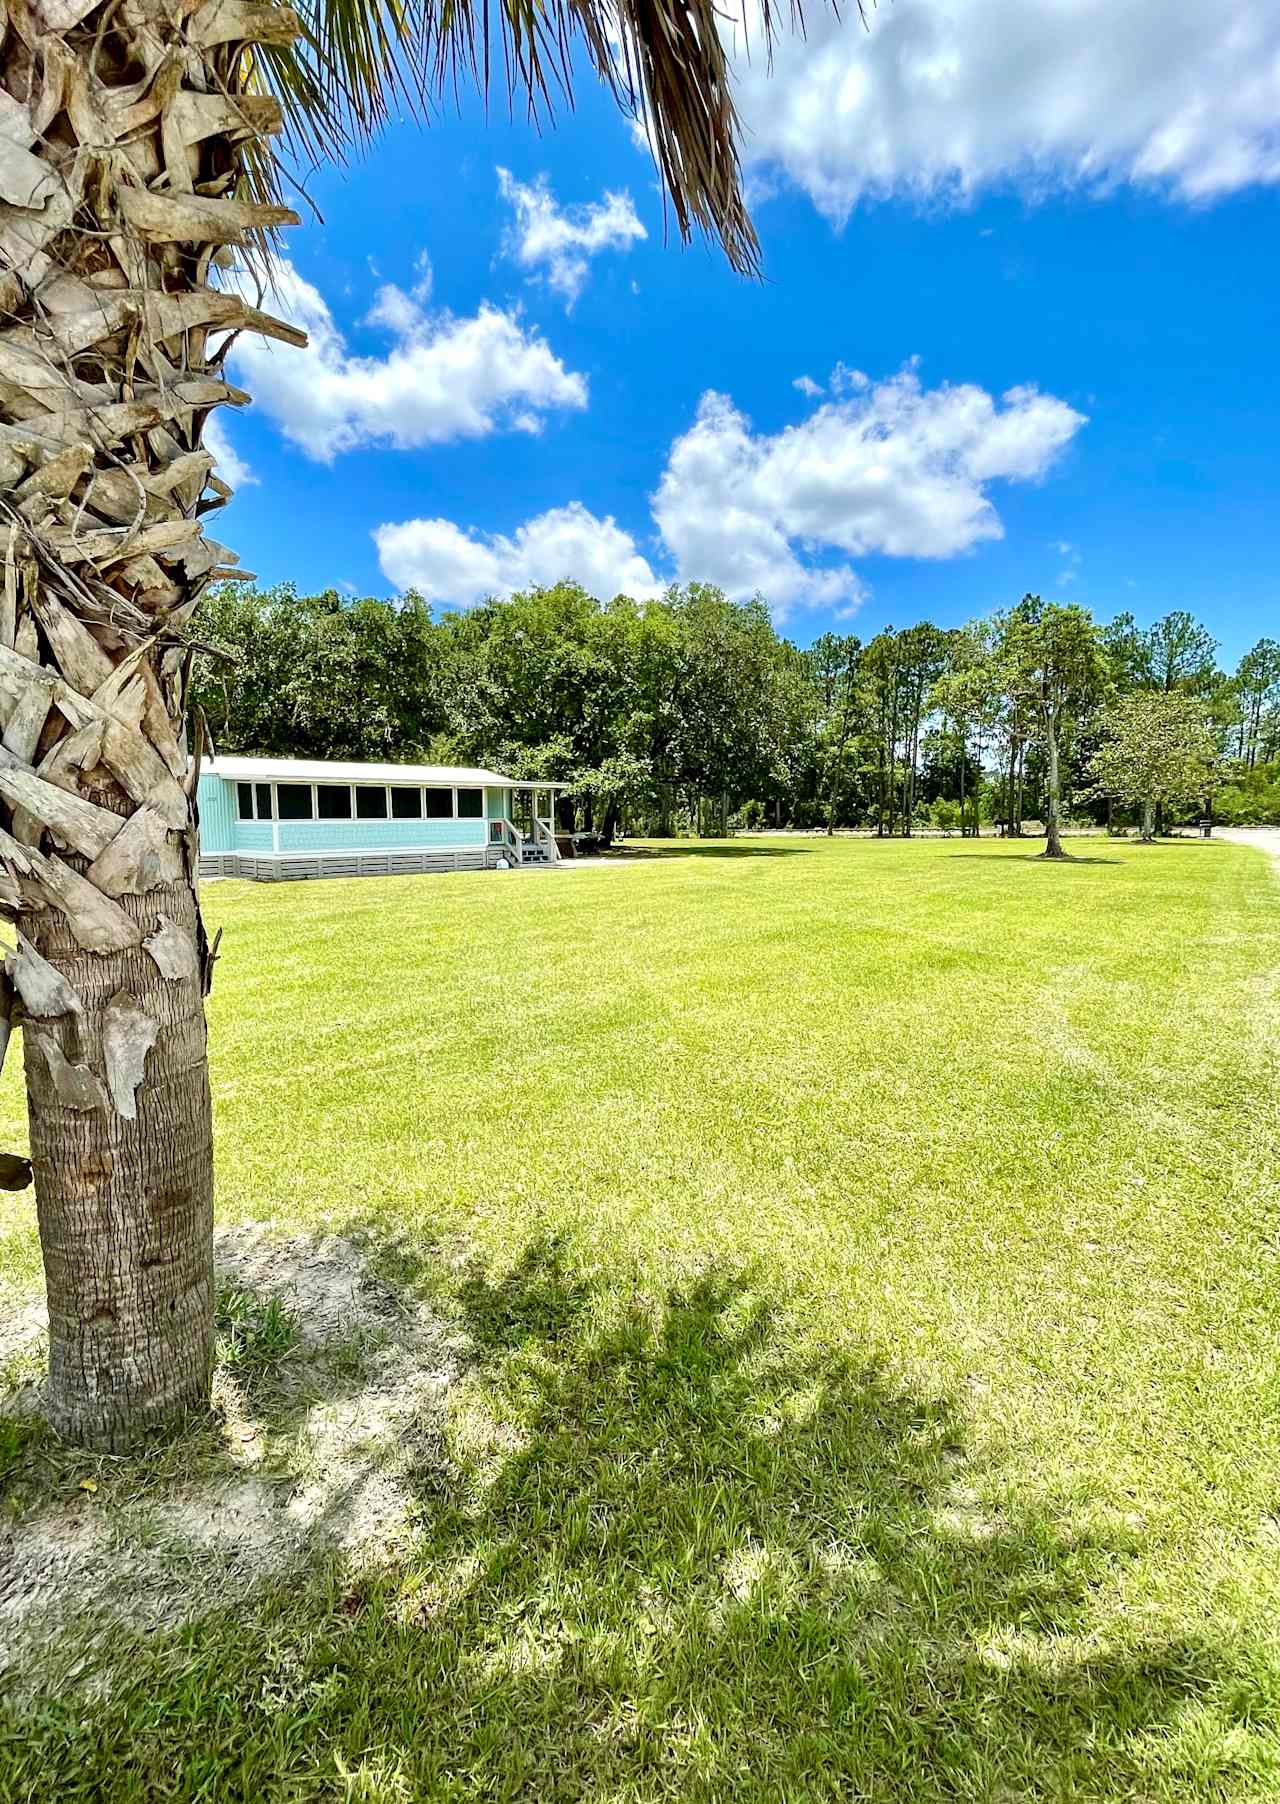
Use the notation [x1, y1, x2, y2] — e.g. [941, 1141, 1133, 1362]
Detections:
[0, 1226, 465, 1673]
[217, 1223, 404, 1348]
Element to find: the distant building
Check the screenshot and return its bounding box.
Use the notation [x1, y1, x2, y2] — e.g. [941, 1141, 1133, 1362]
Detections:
[197, 757, 562, 881]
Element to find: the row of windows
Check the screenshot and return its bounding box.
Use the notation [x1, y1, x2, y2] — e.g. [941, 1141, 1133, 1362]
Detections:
[236, 782, 486, 823]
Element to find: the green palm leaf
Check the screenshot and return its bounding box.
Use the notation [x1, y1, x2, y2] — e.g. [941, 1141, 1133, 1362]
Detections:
[249, 0, 856, 277]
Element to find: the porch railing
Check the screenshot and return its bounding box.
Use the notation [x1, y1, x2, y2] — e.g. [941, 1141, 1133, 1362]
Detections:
[489, 814, 561, 865]
[489, 819, 524, 864]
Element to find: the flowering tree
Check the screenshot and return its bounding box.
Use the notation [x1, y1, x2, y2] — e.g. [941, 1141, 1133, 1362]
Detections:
[1086, 693, 1222, 840]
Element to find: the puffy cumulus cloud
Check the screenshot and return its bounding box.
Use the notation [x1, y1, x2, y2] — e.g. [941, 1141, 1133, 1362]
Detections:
[651, 394, 862, 613]
[651, 369, 1085, 613]
[728, 0, 1280, 220]
[223, 259, 586, 461]
[497, 169, 647, 303]
[203, 413, 255, 489]
[374, 503, 662, 607]
[377, 365, 1084, 617]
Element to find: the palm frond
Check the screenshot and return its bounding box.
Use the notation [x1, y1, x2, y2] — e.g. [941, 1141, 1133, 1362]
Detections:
[248, 0, 853, 277]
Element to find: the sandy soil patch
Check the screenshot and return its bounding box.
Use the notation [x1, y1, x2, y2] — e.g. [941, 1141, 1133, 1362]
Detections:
[0, 1226, 465, 1673]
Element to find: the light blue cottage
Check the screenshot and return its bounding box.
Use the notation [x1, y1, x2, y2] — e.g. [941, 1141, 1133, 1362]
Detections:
[197, 757, 562, 881]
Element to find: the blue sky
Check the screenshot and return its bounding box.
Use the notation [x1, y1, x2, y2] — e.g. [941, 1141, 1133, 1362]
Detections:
[217, 0, 1280, 668]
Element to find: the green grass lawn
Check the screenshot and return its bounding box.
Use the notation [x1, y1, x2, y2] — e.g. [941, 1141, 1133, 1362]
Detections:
[3, 836, 1280, 1801]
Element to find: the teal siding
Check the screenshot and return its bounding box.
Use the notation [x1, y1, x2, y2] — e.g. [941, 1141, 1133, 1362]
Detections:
[199, 772, 507, 859]
[276, 816, 486, 854]
[197, 774, 237, 853]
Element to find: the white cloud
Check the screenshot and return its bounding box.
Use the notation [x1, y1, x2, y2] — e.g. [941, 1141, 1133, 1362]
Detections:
[1054, 539, 1083, 587]
[203, 413, 255, 489]
[651, 367, 1085, 613]
[223, 259, 586, 462]
[377, 364, 1084, 617]
[728, 0, 1280, 220]
[497, 169, 647, 304]
[374, 504, 662, 607]
[793, 375, 824, 399]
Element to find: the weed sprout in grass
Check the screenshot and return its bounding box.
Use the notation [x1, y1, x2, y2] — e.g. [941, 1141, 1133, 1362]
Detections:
[214, 1285, 301, 1376]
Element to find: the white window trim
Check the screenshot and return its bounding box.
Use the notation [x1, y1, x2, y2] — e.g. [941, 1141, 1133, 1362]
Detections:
[423, 784, 457, 823]
[238, 777, 499, 848]
[455, 785, 485, 823]
[316, 782, 356, 824]
[388, 786, 426, 822]
[352, 782, 391, 823]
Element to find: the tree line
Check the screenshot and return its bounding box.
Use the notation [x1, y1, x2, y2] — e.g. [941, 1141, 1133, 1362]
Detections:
[192, 583, 1280, 843]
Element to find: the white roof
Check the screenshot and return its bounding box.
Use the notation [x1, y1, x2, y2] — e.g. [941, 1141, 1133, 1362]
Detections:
[207, 756, 554, 790]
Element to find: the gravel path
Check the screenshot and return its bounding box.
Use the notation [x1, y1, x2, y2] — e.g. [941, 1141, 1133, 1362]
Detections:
[1215, 828, 1280, 869]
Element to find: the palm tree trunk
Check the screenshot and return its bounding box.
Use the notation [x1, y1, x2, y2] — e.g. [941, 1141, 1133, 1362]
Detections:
[23, 877, 214, 1447]
[1, 0, 301, 1447]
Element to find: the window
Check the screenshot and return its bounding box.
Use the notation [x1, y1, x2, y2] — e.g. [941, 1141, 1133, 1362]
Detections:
[238, 782, 275, 820]
[391, 787, 422, 819]
[356, 785, 388, 819]
[318, 786, 352, 820]
[424, 788, 453, 820]
[456, 787, 483, 819]
[276, 783, 314, 821]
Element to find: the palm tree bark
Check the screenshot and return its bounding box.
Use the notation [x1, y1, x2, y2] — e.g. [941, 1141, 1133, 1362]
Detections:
[1, 0, 301, 1447]
[23, 878, 214, 1446]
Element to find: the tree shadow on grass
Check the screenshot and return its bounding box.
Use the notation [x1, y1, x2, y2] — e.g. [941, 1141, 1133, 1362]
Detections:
[607, 842, 811, 860]
[948, 852, 1122, 867]
[1137, 837, 1232, 850]
[5, 1230, 1276, 1801]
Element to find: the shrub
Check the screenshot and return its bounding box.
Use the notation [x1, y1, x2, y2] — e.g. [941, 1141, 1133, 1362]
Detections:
[929, 798, 961, 833]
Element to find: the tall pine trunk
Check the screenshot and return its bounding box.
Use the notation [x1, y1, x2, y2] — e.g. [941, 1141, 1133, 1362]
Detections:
[0, 0, 301, 1447]
[875, 725, 886, 836]
[1014, 742, 1026, 836]
[1041, 711, 1066, 859]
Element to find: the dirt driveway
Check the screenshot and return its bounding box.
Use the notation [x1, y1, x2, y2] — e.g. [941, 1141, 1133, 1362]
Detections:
[1215, 828, 1280, 870]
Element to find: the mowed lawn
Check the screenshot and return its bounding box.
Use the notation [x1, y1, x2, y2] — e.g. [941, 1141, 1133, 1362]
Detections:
[2, 836, 1280, 1801]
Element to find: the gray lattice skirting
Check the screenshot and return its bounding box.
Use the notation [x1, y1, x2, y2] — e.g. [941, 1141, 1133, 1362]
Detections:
[199, 848, 504, 882]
